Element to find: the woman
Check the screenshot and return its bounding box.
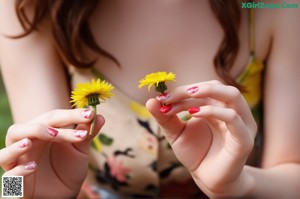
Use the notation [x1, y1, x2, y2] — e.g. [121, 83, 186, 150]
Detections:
[1, 0, 300, 198]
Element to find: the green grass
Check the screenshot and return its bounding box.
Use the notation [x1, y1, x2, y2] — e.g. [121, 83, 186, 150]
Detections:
[0, 73, 13, 176]
[0, 76, 12, 148]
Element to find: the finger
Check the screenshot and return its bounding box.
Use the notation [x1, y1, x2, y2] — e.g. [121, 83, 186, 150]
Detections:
[158, 80, 222, 104]
[157, 98, 217, 116]
[187, 83, 247, 105]
[162, 80, 247, 112]
[6, 123, 89, 145]
[146, 98, 186, 144]
[73, 115, 105, 154]
[29, 108, 95, 127]
[177, 82, 256, 128]
[3, 161, 37, 176]
[189, 105, 255, 146]
[0, 138, 32, 166]
[50, 115, 105, 179]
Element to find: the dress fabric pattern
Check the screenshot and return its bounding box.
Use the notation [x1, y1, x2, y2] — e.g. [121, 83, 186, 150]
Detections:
[70, 55, 264, 199]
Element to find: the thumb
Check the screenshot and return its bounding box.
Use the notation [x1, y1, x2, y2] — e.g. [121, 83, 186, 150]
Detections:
[146, 98, 185, 144]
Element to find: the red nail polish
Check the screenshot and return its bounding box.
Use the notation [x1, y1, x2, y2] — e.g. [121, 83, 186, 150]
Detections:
[47, 127, 58, 137]
[188, 107, 200, 114]
[186, 86, 199, 94]
[159, 105, 172, 113]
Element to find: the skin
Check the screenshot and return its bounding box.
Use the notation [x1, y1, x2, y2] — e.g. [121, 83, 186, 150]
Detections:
[0, 138, 35, 176]
[0, 0, 300, 198]
[2, 108, 105, 198]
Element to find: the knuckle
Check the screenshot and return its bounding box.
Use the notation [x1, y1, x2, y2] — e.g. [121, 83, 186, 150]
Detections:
[250, 122, 258, 138]
[227, 109, 239, 121]
[210, 80, 222, 85]
[30, 123, 46, 134]
[228, 86, 241, 101]
[44, 109, 58, 119]
[7, 124, 18, 135]
[203, 106, 214, 115]
[203, 84, 213, 96]
[6, 124, 21, 145]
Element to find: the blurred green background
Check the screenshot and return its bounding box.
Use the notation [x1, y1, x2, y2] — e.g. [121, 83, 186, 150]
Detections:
[0, 71, 13, 176]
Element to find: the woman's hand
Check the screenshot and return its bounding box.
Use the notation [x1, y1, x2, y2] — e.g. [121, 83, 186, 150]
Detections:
[146, 80, 257, 197]
[0, 138, 37, 176]
[3, 108, 104, 198]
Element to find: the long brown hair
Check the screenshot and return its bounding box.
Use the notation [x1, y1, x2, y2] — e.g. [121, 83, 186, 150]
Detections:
[209, 0, 241, 89]
[14, 0, 241, 88]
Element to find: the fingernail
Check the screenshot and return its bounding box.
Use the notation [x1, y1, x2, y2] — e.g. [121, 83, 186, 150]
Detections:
[19, 138, 29, 148]
[47, 127, 58, 137]
[159, 105, 172, 113]
[188, 107, 200, 114]
[24, 161, 37, 170]
[156, 92, 170, 101]
[74, 130, 88, 138]
[186, 86, 199, 94]
[80, 109, 93, 119]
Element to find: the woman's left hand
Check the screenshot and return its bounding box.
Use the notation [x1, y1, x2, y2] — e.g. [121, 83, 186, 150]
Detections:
[146, 80, 257, 196]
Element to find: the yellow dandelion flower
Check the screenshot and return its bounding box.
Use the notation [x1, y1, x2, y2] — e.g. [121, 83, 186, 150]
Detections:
[70, 79, 114, 108]
[70, 79, 114, 136]
[138, 71, 176, 93]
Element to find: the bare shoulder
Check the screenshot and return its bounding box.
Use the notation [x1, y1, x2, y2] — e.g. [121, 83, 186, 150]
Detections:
[243, 0, 300, 61]
[254, 0, 300, 32]
[260, 0, 300, 51]
[0, 0, 24, 35]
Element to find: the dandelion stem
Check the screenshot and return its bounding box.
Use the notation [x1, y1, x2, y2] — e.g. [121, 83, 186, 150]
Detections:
[89, 105, 97, 137]
[87, 94, 100, 137]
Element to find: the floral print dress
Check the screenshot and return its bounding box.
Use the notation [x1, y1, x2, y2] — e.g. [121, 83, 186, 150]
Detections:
[69, 49, 264, 198]
[70, 67, 204, 198]
[70, 8, 264, 198]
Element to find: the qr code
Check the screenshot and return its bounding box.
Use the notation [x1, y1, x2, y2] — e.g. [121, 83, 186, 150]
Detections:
[1, 176, 23, 198]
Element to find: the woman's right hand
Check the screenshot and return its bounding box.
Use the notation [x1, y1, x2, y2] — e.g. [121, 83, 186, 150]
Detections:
[3, 108, 105, 198]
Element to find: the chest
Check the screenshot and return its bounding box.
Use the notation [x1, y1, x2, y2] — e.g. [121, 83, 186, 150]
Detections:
[89, 1, 271, 104]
